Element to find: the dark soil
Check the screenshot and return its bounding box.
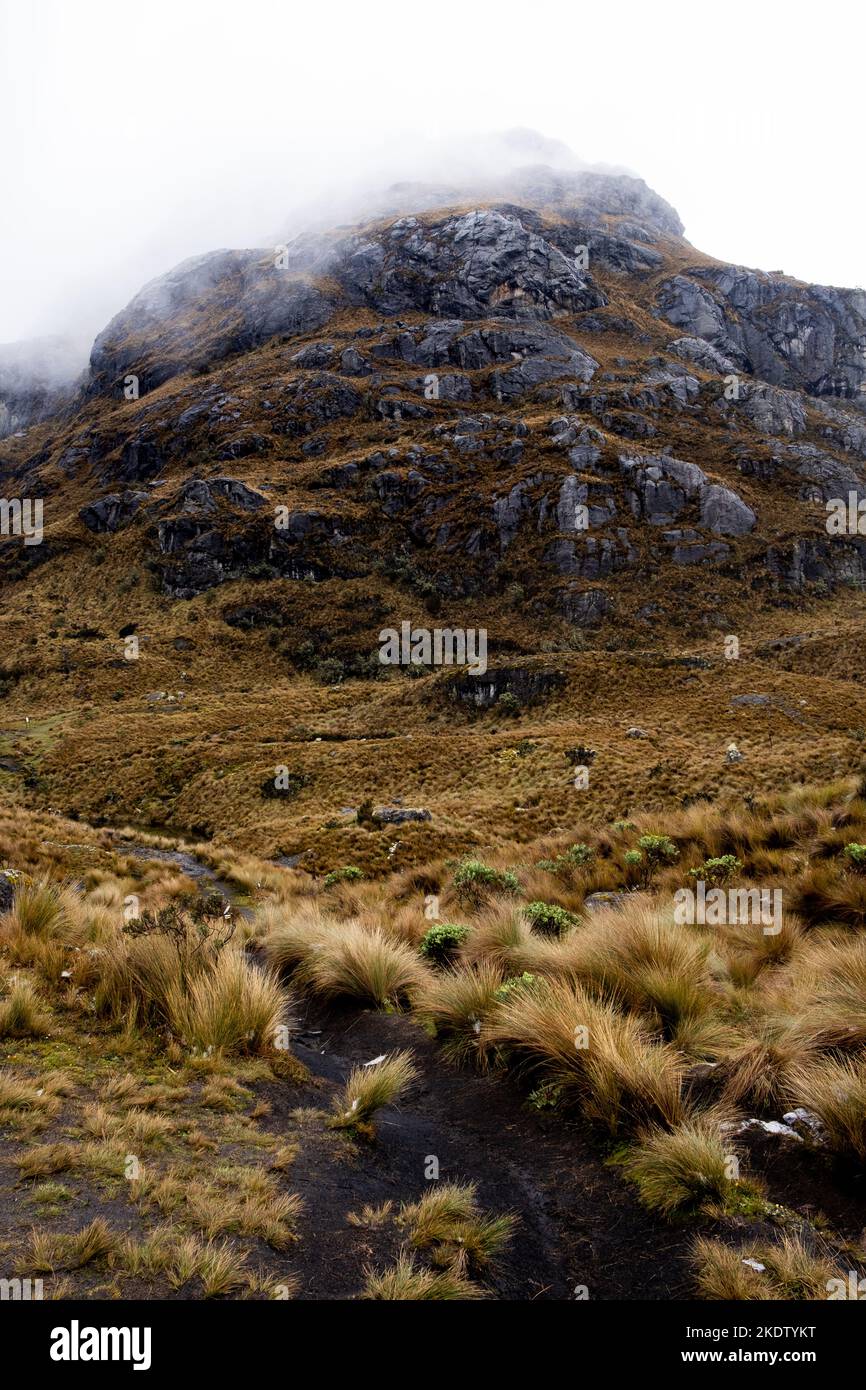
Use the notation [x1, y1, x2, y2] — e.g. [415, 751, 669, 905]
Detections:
[258, 1002, 698, 1300]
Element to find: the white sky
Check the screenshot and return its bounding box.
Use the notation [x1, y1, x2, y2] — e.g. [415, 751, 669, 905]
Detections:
[1, 0, 863, 347]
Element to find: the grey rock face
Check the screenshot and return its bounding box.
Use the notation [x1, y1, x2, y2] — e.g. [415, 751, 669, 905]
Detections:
[699, 484, 756, 536]
[545, 531, 635, 579]
[493, 481, 532, 551]
[276, 373, 362, 434]
[657, 277, 735, 353]
[659, 266, 866, 401]
[814, 399, 866, 459]
[561, 586, 612, 625]
[372, 807, 432, 825]
[90, 250, 333, 391]
[555, 476, 616, 531]
[174, 477, 267, 515]
[764, 535, 866, 592]
[738, 383, 806, 437]
[445, 665, 565, 708]
[771, 444, 866, 503]
[663, 529, 730, 565]
[619, 452, 707, 524]
[95, 435, 163, 485]
[317, 209, 609, 321]
[374, 469, 427, 518]
[79, 490, 149, 533]
[668, 336, 736, 374]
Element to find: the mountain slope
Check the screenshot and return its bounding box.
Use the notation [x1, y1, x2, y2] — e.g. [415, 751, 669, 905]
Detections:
[1, 164, 865, 861]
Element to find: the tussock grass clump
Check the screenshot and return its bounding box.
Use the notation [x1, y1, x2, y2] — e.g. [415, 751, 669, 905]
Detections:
[20, 1217, 117, 1274]
[788, 1057, 866, 1162]
[624, 1111, 746, 1216]
[121, 1227, 252, 1297]
[18, 1142, 78, 1179]
[718, 912, 803, 985]
[362, 1251, 486, 1300]
[261, 905, 328, 973]
[693, 1234, 844, 1301]
[166, 949, 284, 1054]
[782, 935, 866, 1054]
[401, 1182, 480, 1246]
[0, 1070, 61, 1119]
[484, 977, 685, 1135]
[329, 1050, 418, 1130]
[2, 876, 77, 939]
[400, 1181, 516, 1276]
[790, 863, 866, 928]
[0, 976, 51, 1037]
[543, 901, 725, 1056]
[419, 960, 505, 1067]
[719, 1032, 803, 1112]
[138, 1163, 303, 1250]
[299, 922, 429, 1009]
[347, 1201, 394, 1228]
[457, 902, 575, 979]
[94, 909, 283, 1054]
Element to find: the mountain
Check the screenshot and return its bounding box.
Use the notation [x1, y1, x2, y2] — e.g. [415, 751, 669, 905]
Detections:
[4, 153, 866, 1313]
[1, 163, 865, 862]
[0, 334, 89, 440]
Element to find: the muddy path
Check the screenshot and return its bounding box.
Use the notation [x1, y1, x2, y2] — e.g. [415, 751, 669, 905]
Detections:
[258, 1001, 698, 1301]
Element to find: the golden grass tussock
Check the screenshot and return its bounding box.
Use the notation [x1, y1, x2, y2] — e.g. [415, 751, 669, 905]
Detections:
[329, 1050, 418, 1129]
[399, 1181, 517, 1276]
[296, 921, 431, 1008]
[624, 1109, 749, 1216]
[93, 916, 284, 1055]
[417, 959, 506, 1067]
[692, 1233, 845, 1301]
[0, 975, 51, 1037]
[786, 1056, 866, 1162]
[361, 1251, 487, 1300]
[483, 976, 685, 1134]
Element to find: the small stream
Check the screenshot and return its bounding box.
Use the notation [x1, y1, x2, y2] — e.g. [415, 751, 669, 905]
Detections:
[117, 842, 254, 919]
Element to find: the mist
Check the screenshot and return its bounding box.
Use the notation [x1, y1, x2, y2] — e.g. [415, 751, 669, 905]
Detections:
[1, 0, 863, 361]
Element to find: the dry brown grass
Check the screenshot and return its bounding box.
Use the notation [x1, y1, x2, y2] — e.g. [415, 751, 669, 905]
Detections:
[483, 977, 685, 1135]
[693, 1232, 845, 1300]
[296, 921, 430, 1008]
[418, 959, 506, 1067]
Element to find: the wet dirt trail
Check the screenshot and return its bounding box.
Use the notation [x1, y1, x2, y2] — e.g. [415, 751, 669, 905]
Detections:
[258, 1002, 699, 1301]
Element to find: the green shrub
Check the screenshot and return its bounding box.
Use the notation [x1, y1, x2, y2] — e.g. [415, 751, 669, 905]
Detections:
[689, 855, 744, 887]
[636, 834, 679, 885]
[453, 859, 518, 902]
[535, 843, 594, 878]
[323, 866, 364, 889]
[419, 923, 470, 966]
[494, 972, 536, 1002]
[843, 843, 866, 873]
[523, 902, 580, 937]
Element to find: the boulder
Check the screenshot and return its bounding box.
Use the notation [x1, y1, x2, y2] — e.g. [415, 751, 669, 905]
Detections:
[699, 484, 756, 536]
